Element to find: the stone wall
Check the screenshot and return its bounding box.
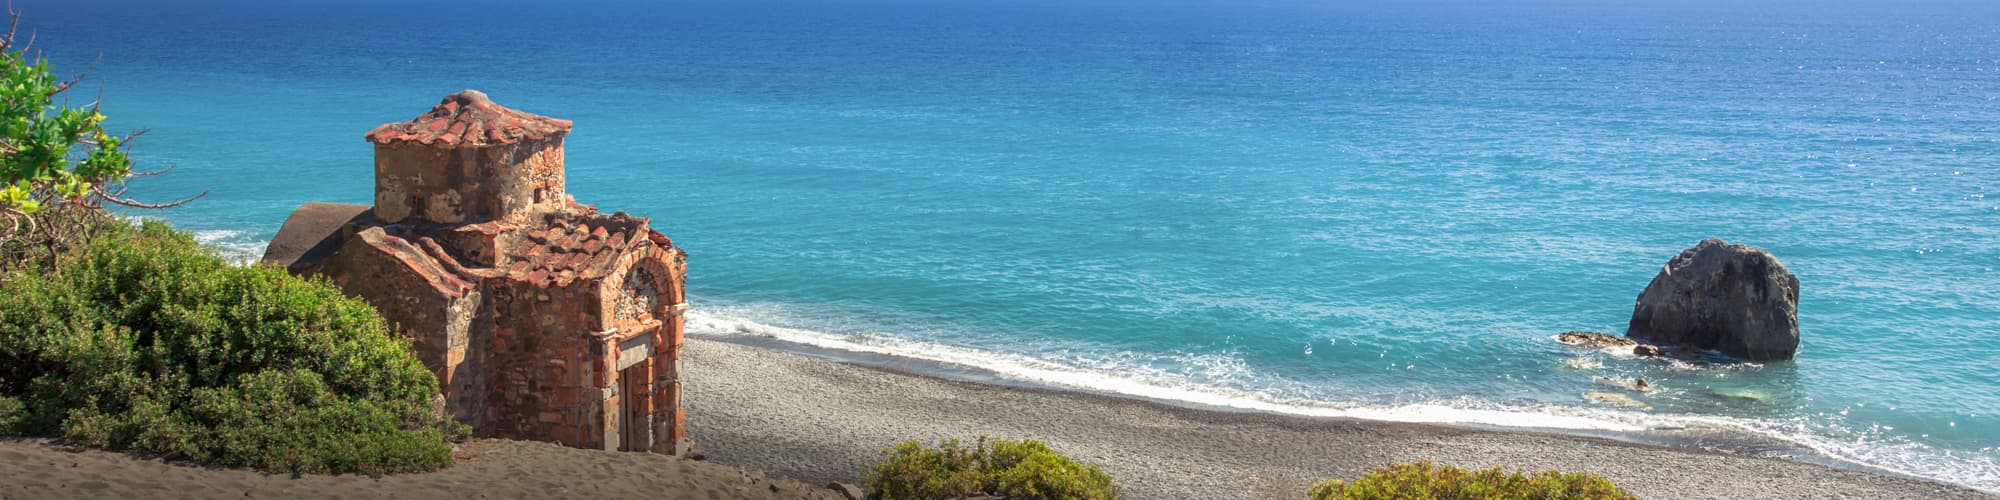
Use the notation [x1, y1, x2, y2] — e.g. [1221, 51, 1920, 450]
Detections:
[372, 139, 567, 225]
[305, 226, 488, 427]
[482, 276, 606, 447]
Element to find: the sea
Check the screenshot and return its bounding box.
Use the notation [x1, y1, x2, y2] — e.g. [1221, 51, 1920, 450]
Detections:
[22, 0, 2000, 492]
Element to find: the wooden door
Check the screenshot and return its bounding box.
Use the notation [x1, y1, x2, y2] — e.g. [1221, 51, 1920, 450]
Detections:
[617, 362, 651, 451]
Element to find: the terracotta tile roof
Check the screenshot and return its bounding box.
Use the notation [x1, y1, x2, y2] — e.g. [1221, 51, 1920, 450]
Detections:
[365, 90, 572, 148]
[502, 216, 646, 287]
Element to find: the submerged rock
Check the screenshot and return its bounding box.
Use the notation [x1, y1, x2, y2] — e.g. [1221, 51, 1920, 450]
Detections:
[1596, 377, 1654, 393]
[1559, 356, 1605, 371]
[1628, 239, 1800, 361]
[1707, 388, 1769, 403]
[1557, 330, 1667, 358]
[1557, 331, 1636, 349]
[1585, 391, 1653, 409]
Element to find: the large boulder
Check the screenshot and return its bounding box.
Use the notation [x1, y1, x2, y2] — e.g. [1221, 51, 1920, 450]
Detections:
[1627, 239, 1800, 361]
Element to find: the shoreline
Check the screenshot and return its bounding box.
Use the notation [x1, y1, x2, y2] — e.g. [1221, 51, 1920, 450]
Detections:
[684, 336, 1992, 499]
[695, 331, 1970, 491]
[0, 334, 1985, 499]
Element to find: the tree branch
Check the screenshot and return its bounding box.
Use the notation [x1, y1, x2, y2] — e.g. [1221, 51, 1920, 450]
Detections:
[48, 55, 99, 98]
[1, 3, 18, 54]
[93, 184, 206, 209]
[126, 162, 176, 178]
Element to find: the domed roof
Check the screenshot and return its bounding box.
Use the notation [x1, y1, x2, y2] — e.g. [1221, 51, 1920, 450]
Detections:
[365, 90, 572, 147]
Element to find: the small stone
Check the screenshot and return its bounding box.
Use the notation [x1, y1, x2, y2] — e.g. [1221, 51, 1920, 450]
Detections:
[829, 482, 865, 500]
[1595, 376, 1654, 394]
[1634, 344, 1662, 357]
[675, 437, 703, 459]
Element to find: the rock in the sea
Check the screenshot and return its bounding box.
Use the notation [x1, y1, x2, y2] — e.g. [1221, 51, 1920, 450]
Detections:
[1558, 330, 1669, 360]
[1628, 239, 1800, 361]
[1707, 388, 1768, 403]
[1594, 377, 1654, 393]
[1556, 331, 1636, 349]
[1585, 391, 1652, 409]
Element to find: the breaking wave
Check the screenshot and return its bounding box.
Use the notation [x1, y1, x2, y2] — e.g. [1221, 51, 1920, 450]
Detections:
[687, 305, 2000, 494]
[190, 229, 268, 265]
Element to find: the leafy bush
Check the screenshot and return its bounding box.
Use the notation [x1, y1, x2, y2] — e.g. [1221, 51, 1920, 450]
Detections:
[0, 220, 464, 474]
[0, 394, 22, 433]
[0, 9, 133, 215]
[1, 7, 200, 275]
[1308, 460, 1634, 500]
[864, 436, 1118, 500]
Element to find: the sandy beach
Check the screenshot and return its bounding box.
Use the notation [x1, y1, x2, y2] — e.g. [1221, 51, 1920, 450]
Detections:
[681, 338, 1991, 499]
[0, 437, 846, 500]
[0, 337, 1988, 499]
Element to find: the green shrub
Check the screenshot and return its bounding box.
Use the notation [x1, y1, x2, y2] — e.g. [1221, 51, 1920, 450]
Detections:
[864, 436, 1118, 500]
[0, 220, 464, 474]
[0, 395, 22, 433]
[1308, 460, 1634, 500]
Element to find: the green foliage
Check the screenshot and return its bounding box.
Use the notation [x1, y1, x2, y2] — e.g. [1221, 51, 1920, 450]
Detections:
[0, 11, 133, 214]
[868, 439, 984, 498]
[0, 394, 22, 433]
[0, 220, 465, 474]
[1, 8, 198, 277]
[864, 436, 1118, 500]
[1308, 460, 1635, 500]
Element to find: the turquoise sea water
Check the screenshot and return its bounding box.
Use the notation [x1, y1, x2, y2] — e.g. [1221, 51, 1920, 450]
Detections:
[24, 0, 2000, 491]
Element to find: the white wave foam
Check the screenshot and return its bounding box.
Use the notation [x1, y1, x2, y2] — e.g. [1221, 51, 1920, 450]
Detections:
[190, 229, 265, 265]
[688, 306, 2000, 494]
[687, 308, 1651, 432]
[1655, 413, 2000, 494]
[150, 237, 1997, 493]
[1560, 356, 1605, 371]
